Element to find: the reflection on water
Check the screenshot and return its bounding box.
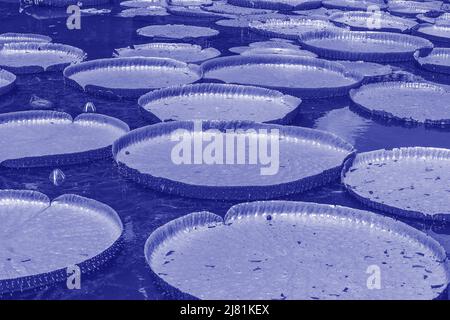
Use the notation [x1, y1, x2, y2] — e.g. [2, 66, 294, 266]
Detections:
[314, 106, 371, 145]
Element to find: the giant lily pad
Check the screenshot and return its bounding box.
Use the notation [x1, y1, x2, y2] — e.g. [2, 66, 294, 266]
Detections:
[0, 190, 123, 294]
[138, 83, 302, 123]
[350, 81, 450, 126]
[64, 57, 201, 99]
[113, 121, 354, 200]
[201, 55, 363, 98]
[299, 30, 434, 62]
[146, 200, 449, 299]
[342, 147, 450, 221]
[0, 111, 129, 167]
[0, 42, 85, 74]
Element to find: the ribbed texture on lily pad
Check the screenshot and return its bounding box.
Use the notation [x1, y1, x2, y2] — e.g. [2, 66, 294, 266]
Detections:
[201, 55, 363, 98]
[0, 69, 16, 96]
[227, 0, 321, 10]
[113, 121, 354, 200]
[28, 0, 111, 7]
[0, 42, 86, 74]
[0, 110, 129, 168]
[0, 190, 123, 295]
[415, 48, 450, 75]
[349, 80, 450, 127]
[299, 29, 434, 62]
[64, 57, 202, 99]
[342, 147, 450, 221]
[145, 200, 450, 300]
[137, 83, 302, 124]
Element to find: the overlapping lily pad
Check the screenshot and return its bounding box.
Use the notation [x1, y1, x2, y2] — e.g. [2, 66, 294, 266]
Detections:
[26, 0, 111, 7]
[350, 81, 450, 126]
[137, 24, 219, 39]
[64, 57, 202, 98]
[117, 6, 169, 17]
[0, 190, 123, 294]
[201, 1, 276, 16]
[113, 121, 354, 200]
[113, 43, 220, 63]
[293, 6, 340, 18]
[169, 0, 212, 5]
[299, 30, 434, 62]
[0, 32, 52, 43]
[240, 47, 318, 57]
[417, 12, 450, 25]
[215, 13, 288, 28]
[249, 17, 340, 40]
[21, 5, 111, 20]
[323, 0, 387, 11]
[227, 0, 321, 10]
[342, 147, 450, 221]
[120, 0, 166, 7]
[388, 0, 444, 18]
[168, 5, 230, 18]
[201, 55, 363, 98]
[0, 69, 16, 96]
[138, 83, 302, 123]
[145, 200, 449, 299]
[228, 38, 302, 54]
[0, 111, 129, 167]
[414, 23, 450, 44]
[330, 11, 418, 32]
[415, 48, 450, 74]
[0, 42, 86, 74]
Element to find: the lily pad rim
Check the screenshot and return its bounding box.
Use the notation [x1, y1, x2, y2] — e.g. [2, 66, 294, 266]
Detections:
[414, 47, 450, 74]
[136, 24, 220, 39]
[0, 189, 123, 294]
[0, 42, 87, 73]
[112, 120, 355, 200]
[144, 199, 450, 300]
[341, 146, 450, 221]
[0, 110, 130, 168]
[137, 82, 302, 123]
[201, 54, 364, 83]
[0, 32, 52, 43]
[329, 10, 419, 32]
[349, 80, 450, 126]
[112, 43, 221, 62]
